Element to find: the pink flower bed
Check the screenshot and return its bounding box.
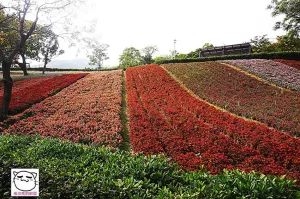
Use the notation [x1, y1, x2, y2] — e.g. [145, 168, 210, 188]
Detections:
[219, 59, 300, 91]
[3, 71, 123, 147]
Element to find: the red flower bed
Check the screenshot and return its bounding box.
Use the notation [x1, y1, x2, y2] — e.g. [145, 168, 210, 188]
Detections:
[0, 74, 87, 114]
[162, 62, 300, 137]
[126, 64, 300, 182]
[4, 71, 123, 147]
[273, 59, 300, 70]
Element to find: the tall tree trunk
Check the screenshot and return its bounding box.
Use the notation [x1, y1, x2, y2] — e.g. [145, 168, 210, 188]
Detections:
[20, 53, 28, 76]
[42, 52, 48, 74]
[0, 60, 13, 121]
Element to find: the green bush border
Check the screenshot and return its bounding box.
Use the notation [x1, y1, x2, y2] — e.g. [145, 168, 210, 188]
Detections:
[155, 51, 300, 64]
[0, 135, 299, 198]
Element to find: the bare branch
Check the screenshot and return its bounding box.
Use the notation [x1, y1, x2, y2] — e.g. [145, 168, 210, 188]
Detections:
[38, 0, 73, 12]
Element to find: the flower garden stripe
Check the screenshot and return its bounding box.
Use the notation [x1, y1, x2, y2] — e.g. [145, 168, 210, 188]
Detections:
[0, 74, 87, 114]
[273, 59, 300, 70]
[162, 62, 300, 136]
[4, 71, 123, 147]
[126, 64, 300, 182]
[218, 59, 300, 91]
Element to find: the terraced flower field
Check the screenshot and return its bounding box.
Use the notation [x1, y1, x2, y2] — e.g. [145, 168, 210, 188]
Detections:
[126, 64, 300, 182]
[273, 59, 300, 70]
[3, 71, 123, 147]
[219, 59, 300, 91]
[0, 61, 300, 197]
[162, 62, 300, 136]
[0, 74, 87, 114]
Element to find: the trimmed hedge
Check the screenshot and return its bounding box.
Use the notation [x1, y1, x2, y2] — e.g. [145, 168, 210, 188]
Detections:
[155, 51, 300, 64]
[0, 135, 299, 198]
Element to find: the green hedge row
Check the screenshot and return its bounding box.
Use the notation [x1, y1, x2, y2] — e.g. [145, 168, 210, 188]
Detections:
[155, 51, 300, 64]
[0, 135, 299, 198]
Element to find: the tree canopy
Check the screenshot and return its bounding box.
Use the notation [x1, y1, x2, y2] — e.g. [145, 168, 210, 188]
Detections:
[202, 43, 214, 48]
[268, 0, 300, 37]
[87, 43, 109, 69]
[250, 35, 274, 53]
[0, 0, 85, 121]
[250, 33, 300, 53]
[141, 45, 158, 64]
[119, 47, 143, 69]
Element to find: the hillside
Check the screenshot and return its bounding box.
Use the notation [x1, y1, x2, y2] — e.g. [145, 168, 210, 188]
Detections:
[0, 60, 300, 198]
[162, 61, 300, 136]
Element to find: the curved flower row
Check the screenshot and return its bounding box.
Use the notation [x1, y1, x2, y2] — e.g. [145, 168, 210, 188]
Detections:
[4, 71, 123, 147]
[162, 62, 300, 136]
[0, 74, 87, 114]
[218, 59, 300, 91]
[126, 64, 300, 182]
[0, 76, 54, 93]
[273, 59, 300, 70]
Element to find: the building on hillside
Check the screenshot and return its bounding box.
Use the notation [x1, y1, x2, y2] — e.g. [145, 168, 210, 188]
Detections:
[199, 43, 252, 57]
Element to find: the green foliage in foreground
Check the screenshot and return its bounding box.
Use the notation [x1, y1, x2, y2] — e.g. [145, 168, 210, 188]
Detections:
[0, 135, 299, 199]
[155, 51, 300, 65]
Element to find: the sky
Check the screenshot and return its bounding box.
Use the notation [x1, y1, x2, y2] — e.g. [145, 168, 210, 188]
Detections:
[34, 0, 285, 68]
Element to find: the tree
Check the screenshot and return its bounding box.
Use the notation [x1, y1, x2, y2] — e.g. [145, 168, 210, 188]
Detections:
[176, 53, 188, 59]
[153, 54, 172, 63]
[119, 47, 143, 69]
[141, 45, 158, 64]
[250, 35, 275, 53]
[186, 48, 201, 58]
[0, 3, 16, 31]
[0, 0, 83, 121]
[0, 7, 19, 63]
[87, 42, 109, 69]
[16, 23, 49, 76]
[39, 30, 64, 74]
[186, 43, 214, 58]
[169, 50, 179, 59]
[250, 33, 300, 53]
[202, 43, 214, 48]
[18, 28, 44, 75]
[274, 32, 300, 51]
[16, 20, 45, 76]
[268, 0, 300, 37]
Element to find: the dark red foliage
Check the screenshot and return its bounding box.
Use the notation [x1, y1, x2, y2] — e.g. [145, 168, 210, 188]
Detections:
[273, 59, 300, 70]
[163, 62, 300, 136]
[126, 64, 300, 182]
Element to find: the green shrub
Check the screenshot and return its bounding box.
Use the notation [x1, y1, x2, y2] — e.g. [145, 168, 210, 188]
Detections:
[0, 135, 299, 198]
[155, 51, 300, 65]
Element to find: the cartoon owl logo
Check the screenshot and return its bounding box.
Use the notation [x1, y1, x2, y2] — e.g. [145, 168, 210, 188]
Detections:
[13, 171, 38, 191]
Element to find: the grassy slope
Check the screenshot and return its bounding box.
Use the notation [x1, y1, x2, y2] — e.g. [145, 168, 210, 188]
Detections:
[119, 71, 130, 151]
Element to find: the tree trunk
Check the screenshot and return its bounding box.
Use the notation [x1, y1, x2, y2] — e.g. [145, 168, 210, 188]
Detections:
[20, 53, 28, 76]
[0, 60, 13, 121]
[42, 53, 48, 74]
